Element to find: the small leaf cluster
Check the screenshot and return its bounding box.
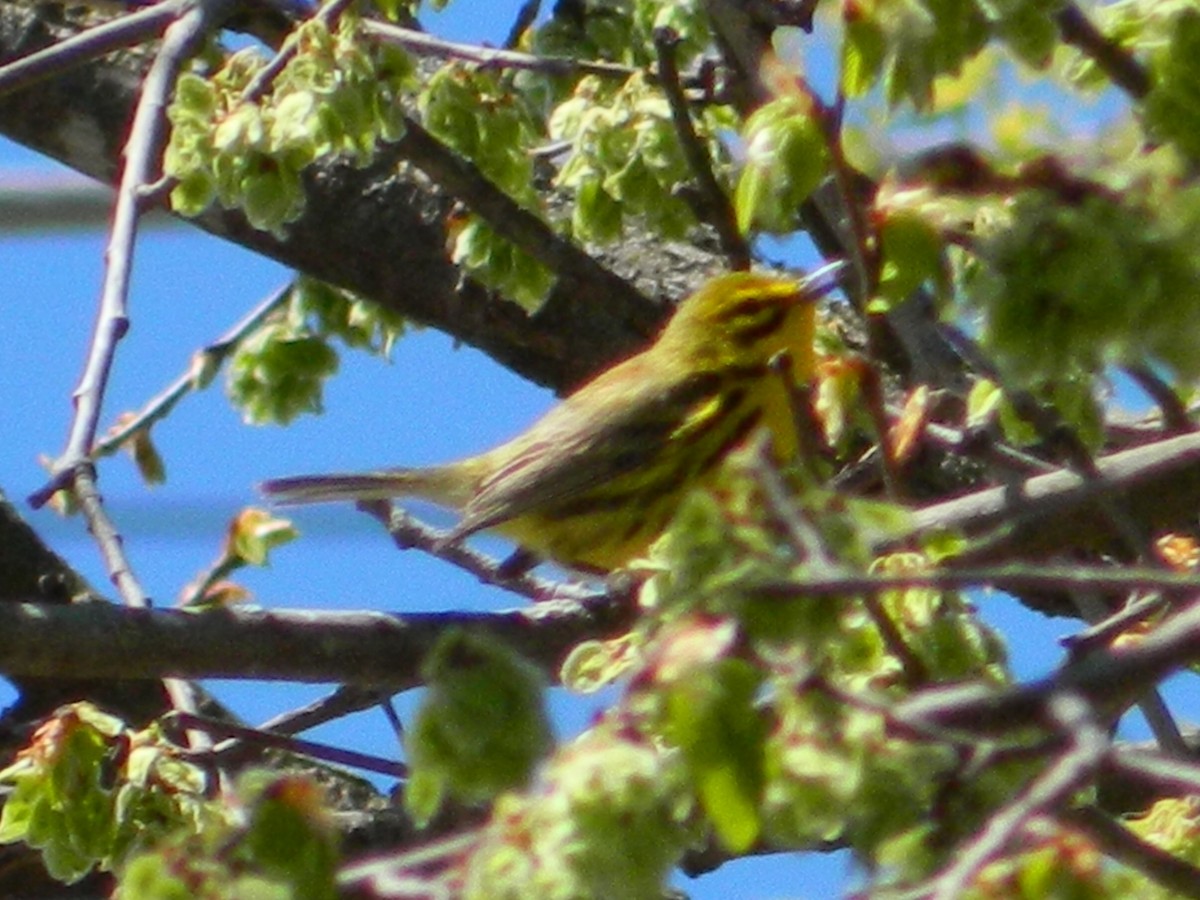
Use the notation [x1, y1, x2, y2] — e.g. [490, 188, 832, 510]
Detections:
[734, 96, 831, 235]
[550, 73, 737, 244]
[533, 0, 711, 70]
[461, 457, 1016, 896]
[420, 65, 554, 308]
[1073, 1, 1200, 165]
[634, 468, 1009, 863]
[462, 726, 691, 900]
[165, 16, 411, 236]
[1143, 7, 1200, 164]
[404, 631, 553, 826]
[0, 703, 340, 899]
[842, 0, 1059, 109]
[0, 704, 215, 885]
[969, 168, 1200, 386]
[227, 277, 404, 425]
[115, 773, 339, 900]
[179, 507, 298, 607]
[924, 799, 1200, 900]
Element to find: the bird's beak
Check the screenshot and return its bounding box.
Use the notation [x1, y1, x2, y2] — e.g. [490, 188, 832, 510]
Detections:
[801, 259, 850, 301]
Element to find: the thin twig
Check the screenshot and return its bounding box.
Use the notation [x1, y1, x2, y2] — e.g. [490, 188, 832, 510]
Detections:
[242, 0, 358, 104]
[755, 563, 1200, 602]
[751, 439, 930, 684]
[1062, 806, 1200, 900]
[0, 0, 182, 97]
[359, 500, 600, 603]
[823, 93, 875, 299]
[504, 0, 542, 49]
[361, 20, 637, 80]
[92, 282, 294, 460]
[1111, 744, 1200, 796]
[379, 696, 405, 743]
[887, 405, 1055, 475]
[77, 464, 209, 746]
[858, 357, 903, 500]
[338, 831, 483, 895]
[1123, 364, 1191, 433]
[1070, 590, 1186, 756]
[1062, 592, 1167, 654]
[257, 685, 389, 737]
[24, 0, 250, 749]
[892, 601, 1200, 737]
[169, 711, 408, 779]
[926, 693, 1107, 900]
[73, 465, 149, 608]
[29, 0, 237, 509]
[652, 27, 750, 270]
[1055, 3, 1150, 100]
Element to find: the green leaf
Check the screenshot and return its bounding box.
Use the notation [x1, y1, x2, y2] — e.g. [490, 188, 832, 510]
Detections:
[169, 169, 216, 217]
[240, 778, 338, 900]
[877, 210, 944, 301]
[1146, 8, 1200, 163]
[841, 15, 886, 97]
[984, 0, 1061, 68]
[735, 98, 829, 235]
[227, 330, 339, 425]
[405, 632, 552, 822]
[664, 659, 766, 853]
[560, 634, 638, 693]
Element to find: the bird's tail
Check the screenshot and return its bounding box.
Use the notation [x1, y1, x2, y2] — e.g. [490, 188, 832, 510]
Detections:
[260, 465, 474, 508]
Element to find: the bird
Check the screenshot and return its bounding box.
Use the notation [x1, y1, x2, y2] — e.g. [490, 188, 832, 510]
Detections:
[261, 265, 842, 571]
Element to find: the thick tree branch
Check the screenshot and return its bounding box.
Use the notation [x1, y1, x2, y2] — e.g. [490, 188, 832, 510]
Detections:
[909, 431, 1200, 566]
[0, 591, 635, 687]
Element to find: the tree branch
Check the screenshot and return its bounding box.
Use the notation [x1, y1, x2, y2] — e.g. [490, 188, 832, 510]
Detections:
[0, 592, 635, 687]
[909, 431, 1200, 567]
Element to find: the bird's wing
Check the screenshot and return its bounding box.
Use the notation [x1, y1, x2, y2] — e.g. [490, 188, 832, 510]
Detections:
[452, 359, 714, 538]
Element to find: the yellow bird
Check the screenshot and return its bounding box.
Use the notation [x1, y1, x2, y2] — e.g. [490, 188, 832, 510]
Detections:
[261, 267, 840, 571]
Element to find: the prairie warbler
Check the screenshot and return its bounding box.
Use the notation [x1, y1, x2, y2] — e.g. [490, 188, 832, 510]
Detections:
[261, 268, 840, 570]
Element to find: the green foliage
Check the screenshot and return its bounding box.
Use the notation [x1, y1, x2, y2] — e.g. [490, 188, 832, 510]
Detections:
[450, 461, 1012, 895]
[228, 328, 338, 425]
[419, 65, 554, 308]
[971, 177, 1200, 385]
[75, 1, 1200, 896]
[0, 704, 336, 898]
[734, 97, 830, 235]
[876, 207, 946, 303]
[842, 0, 1060, 109]
[0, 704, 213, 884]
[560, 631, 640, 693]
[629, 464, 1011, 869]
[662, 652, 766, 852]
[180, 508, 298, 607]
[533, 0, 711, 69]
[114, 773, 339, 900]
[462, 728, 690, 900]
[843, 0, 991, 109]
[165, 17, 411, 236]
[405, 632, 552, 825]
[1144, 8, 1200, 163]
[226, 277, 404, 425]
[550, 73, 737, 243]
